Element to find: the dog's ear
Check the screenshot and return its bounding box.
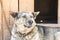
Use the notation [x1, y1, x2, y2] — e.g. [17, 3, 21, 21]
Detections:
[10, 12, 18, 18]
[33, 11, 40, 17]
[32, 11, 40, 19]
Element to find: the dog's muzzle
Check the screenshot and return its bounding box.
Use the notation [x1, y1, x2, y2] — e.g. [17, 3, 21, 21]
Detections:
[28, 20, 33, 24]
[24, 20, 33, 28]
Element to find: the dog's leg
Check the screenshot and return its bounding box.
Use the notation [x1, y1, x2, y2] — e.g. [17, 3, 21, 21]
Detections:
[10, 24, 19, 40]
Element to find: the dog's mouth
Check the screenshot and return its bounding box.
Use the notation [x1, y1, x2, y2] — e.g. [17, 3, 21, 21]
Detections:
[24, 25, 32, 28]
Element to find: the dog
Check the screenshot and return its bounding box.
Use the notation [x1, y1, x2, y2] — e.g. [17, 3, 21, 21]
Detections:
[10, 11, 60, 40]
[10, 11, 43, 40]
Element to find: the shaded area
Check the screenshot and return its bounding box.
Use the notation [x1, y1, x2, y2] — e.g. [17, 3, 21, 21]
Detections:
[34, 0, 58, 23]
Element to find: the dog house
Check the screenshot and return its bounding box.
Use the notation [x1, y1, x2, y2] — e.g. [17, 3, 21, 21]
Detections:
[0, 0, 60, 40]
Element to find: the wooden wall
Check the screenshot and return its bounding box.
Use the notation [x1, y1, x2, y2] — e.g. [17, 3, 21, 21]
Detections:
[58, 0, 60, 24]
[19, 0, 34, 12]
[0, 0, 18, 40]
[0, 1, 2, 40]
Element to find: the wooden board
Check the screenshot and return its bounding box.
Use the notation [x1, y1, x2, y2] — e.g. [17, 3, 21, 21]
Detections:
[19, 0, 34, 12]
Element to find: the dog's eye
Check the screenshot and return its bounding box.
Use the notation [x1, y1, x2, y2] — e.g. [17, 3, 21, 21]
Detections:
[22, 15, 26, 18]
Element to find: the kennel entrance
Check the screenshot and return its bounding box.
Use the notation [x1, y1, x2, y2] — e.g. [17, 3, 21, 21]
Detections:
[35, 0, 58, 23]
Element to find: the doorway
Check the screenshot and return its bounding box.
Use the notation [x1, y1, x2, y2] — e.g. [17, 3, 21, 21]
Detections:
[34, 0, 58, 23]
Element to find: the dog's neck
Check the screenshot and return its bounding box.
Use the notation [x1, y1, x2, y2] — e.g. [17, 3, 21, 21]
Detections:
[17, 26, 38, 40]
[18, 26, 38, 37]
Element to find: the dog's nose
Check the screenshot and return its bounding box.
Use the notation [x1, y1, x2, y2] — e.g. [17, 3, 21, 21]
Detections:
[28, 20, 33, 24]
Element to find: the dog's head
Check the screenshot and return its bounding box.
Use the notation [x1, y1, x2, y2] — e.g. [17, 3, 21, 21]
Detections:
[11, 11, 40, 34]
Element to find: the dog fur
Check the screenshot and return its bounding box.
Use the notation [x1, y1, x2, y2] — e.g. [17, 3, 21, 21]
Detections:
[10, 12, 60, 40]
[10, 12, 43, 40]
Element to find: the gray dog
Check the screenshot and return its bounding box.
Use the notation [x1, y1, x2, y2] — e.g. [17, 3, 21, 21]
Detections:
[10, 12, 43, 40]
[10, 12, 60, 40]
